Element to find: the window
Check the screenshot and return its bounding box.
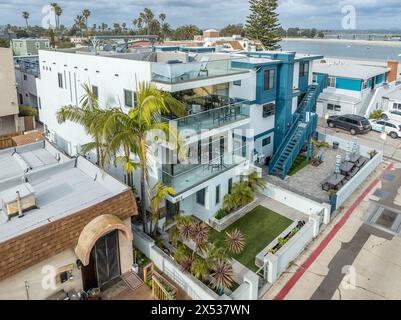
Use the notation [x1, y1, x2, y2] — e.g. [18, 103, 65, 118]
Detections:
[312, 74, 317, 83]
[215, 185, 220, 205]
[262, 137, 271, 147]
[228, 178, 233, 194]
[233, 80, 242, 86]
[196, 188, 206, 206]
[362, 80, 368, 90]
[327, 103, 341, 111]
[23, 74, 27, 81]
[58, 73, 63, 88]
[262, 103, 275, 118]
[38, 97, 41, 110]
[300, 62, 309, 76]
[92, 85, 99, 99]
[45, 42, 49, 48]
[393, 103, 401, 110]
[124, 89, 136, 108]
[264, 69, 275, 91]
[35, 42, 40, 49]
[328, 77, 336, 88]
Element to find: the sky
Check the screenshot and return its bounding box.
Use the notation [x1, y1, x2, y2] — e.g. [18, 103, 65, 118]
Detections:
[1, 0, 401, 30]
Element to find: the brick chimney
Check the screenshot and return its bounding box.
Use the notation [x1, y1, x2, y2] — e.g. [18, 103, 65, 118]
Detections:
[387, 60, 399, 83]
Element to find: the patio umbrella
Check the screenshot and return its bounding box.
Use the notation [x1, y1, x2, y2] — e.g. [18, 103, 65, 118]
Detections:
[335, 155, 342, 175]
[345, 142, 351, 162]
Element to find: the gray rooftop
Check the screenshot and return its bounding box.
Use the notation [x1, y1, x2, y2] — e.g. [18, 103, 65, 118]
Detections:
[385, 88, 401, 101]
[0, 141, 130, 243]
[318, 91, 361, 104]
[314, 61, 389, 80]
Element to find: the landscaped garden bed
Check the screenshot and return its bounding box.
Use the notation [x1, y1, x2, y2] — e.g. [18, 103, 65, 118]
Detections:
[209, 206, 293, 272]
[268, 220, 306, 254]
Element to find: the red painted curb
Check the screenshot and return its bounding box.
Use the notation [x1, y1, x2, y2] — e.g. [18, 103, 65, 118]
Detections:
[273, 163, 393, 300]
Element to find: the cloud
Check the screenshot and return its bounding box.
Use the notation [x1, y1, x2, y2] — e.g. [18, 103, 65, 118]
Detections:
[0, 0, 400, 30]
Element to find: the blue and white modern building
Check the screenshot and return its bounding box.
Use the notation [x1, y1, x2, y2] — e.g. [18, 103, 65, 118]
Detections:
[36, 44, 325, 223]
[314, 58, 390, 117]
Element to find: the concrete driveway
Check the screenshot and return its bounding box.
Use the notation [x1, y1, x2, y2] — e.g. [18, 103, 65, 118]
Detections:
[263, 160, 401, 300]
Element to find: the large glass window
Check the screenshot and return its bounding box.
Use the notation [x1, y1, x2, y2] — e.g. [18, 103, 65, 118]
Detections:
[264, 69, 275, 91]
[300, 62, 309, 76]
[328, 77, 336, 88]
[393, 103, 401, 110]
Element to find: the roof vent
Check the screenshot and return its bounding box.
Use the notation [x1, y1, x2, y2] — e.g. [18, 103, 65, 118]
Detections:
[1, 183, 36, 219]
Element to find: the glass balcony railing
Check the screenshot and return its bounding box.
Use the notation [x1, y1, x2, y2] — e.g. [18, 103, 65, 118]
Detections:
[161, 144, 249, 195]
[151, 57, 249, 84]
[162, 100, 250, 134]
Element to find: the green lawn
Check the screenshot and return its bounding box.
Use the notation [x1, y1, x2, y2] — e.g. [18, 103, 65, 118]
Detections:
[288, 154, 310, 176]
[208, 206, 293, 272]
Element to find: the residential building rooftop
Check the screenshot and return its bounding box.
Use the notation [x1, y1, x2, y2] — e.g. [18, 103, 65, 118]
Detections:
[318, 91, 362, 104]
[385, 88, 401, 101]
[0, 141, 131, 243]
[314, 60, 390, 80]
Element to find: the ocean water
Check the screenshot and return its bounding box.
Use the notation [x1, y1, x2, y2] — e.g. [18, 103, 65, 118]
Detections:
[280, 40, 401, 62]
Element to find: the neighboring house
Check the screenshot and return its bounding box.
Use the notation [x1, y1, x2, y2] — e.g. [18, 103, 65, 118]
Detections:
[36, 45, 323, 224]
[314, 59, 393, 117]
[14, 56, 40, 109]
[0, 32, 16, 42]
[0, 140, 139, 300]
[11, 38, 50, 56]
[0, 47, 20, 135]
[382, 88, 401, 112]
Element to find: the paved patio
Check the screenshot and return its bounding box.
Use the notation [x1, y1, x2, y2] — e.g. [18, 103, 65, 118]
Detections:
[268, 148, 348, 203]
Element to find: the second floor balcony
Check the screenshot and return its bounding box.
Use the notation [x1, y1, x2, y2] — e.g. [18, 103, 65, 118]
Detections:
[162, 97, 250, 135]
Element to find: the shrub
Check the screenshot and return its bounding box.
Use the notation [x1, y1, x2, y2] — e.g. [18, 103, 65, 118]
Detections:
[369, 109, 384, 120]
[215, 208, 228, 220]
[19, 105, 38, 117]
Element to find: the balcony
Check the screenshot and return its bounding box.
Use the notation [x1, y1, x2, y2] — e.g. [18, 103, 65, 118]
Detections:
[151, 57, 250, 85]
[162, 99, 250, 135]
[161, 145, 249, 195]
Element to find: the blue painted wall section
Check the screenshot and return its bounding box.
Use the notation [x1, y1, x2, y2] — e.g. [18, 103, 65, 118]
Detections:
[256, 65, 278, 104]
[336, 77, 362, 91]
[273, 52, 296, 152]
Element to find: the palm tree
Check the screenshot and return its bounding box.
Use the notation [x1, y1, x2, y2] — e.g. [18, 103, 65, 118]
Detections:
[82, 9, 91, 31]
[57, 84, 111, 168]
[50, 3, 62, 29]
[140, 8, 154, 35]
[244, 170, 267, 192]
[74, 15, 85, 37]
[22, 12, 30, 29]
[133, 18, 143, 34]
[150, 183, 176, 236]
[102, 81, 185, 234]
[159, 13, 166, 40]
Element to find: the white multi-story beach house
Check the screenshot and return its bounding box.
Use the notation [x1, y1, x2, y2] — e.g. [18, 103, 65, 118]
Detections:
[36, 41, 326, 223]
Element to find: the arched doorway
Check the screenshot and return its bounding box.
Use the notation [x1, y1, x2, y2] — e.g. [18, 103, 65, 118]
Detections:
[75, 214, 133, 291]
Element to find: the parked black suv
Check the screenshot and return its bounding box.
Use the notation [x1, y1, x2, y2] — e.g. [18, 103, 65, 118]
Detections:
[327, 114, 372, 135]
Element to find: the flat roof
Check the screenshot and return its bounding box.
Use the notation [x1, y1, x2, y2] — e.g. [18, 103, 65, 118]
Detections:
[0, 141, 69, 181]
[0, 142, 130, 243]
[318, 91, 361, 104]
[385, 88, 401, 101]
[314, 61, 390, 80]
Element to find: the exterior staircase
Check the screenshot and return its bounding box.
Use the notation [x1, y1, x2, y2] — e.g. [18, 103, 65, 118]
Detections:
[269, 76, 327, 179]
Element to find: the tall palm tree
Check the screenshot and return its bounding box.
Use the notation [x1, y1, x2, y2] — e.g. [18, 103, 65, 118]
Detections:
[159, 13, 166, 40]
[22, 12, 30, 29]
[133, 18, 143, 34]
[82, 9, 91, 31]
[140, 8, 154, 35]
[74, 15, 85, 37]
[50, 3, 62, 29]
[56, 84, 111, 168]
[103, 81, 185, 234]
[150, 182, 176, 236]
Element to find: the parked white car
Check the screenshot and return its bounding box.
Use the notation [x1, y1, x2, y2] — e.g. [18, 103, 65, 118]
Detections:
[380, 110, 401, 123]
[371, 119, 401, 139]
